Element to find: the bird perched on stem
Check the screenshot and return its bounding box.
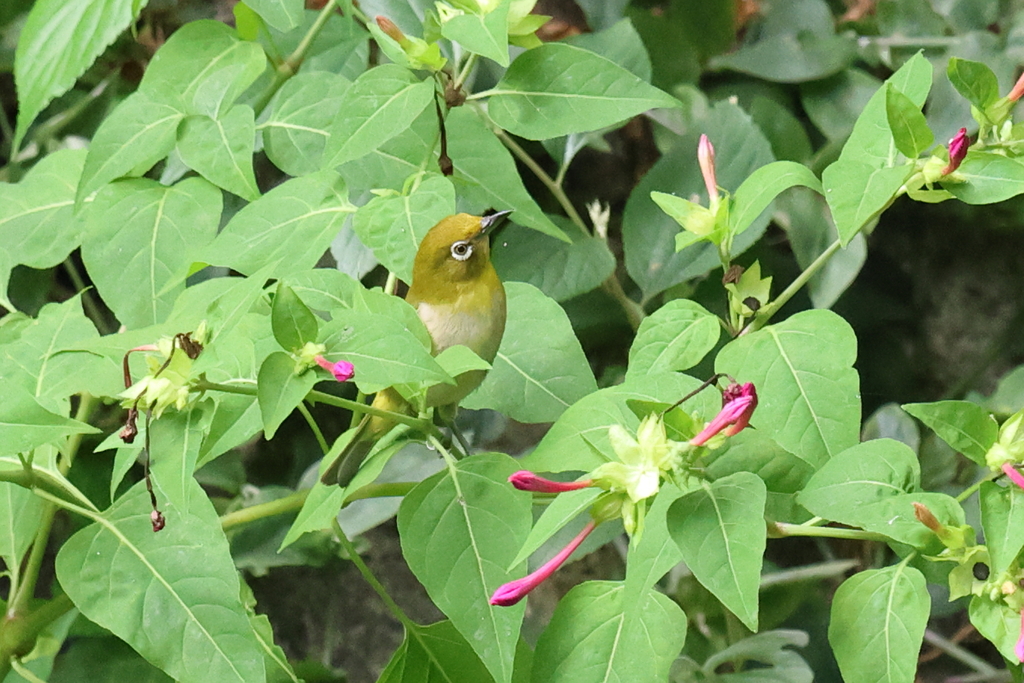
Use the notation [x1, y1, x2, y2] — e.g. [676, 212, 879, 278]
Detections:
[321, 210, 511, 486]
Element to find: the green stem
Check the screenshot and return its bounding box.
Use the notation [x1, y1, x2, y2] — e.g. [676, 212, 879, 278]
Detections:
[758, 559, 859, 589]
[743, 237, 843, 335]
[923, 629, 998, 675]
[957, 471, 1000, 503]
[9, 658, 47, 683]
[220, 490, 310, 531]
[1, 592, 75, 681]
[768, 521, 891, 542]
[601, 275, 645, 333]
[251, 0, 341, 116]
[332, 520, 417, 630]
[30, 77, 111, 144]
[344, 481, 417, 503]
[342, 0, 370, 25]
[452, 53, 479, 94]
[296, 402, 329, 455]
[63, 259, 112, 335]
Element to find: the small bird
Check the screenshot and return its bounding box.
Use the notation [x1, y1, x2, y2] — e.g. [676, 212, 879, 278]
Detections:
[321, 210, 511, 486]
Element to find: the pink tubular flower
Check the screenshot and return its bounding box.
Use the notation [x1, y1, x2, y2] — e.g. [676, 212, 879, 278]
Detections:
[1009, 72, 1024, 103]
[698, 134, 717, 202]
[509, 471, 593, 493]
[690, 382, 758, 446]
[941, 128, 969, 175]
[1003, 462, 1024, 491]
[1016, 610, 1024, 663]
[315, 355, 355, 382]
[490, 520, 597, 606]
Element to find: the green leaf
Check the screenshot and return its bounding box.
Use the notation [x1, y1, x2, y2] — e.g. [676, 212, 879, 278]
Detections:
[262, 71, 350, 176]
[829, 565, 929, 683]
[446, 107, 568, 241]
[245, 0, 303, 32]
[623, 100, 774, 302]
[203, 171, 355, 277]
[0, 384, 100, 457]
[947, 57, 1000, 110]
[271, 283, 318, 352]
[521, 372, 721, 472]
[149, 407, 209, 506]
[55, 479, 265, 683]
[730, 160, 823, 236]
[942, 152, 1024, 205]
[801, 68, 882, 141]
[701, 630, 813, 681]
[257, 351, 317, 439]
[885, 85, 934, 158]
[716, 309, 860, 469]
[626, 299, 720, 380]
[139, 20, 266, 118]
[531, 580, 687, 683]
[49, 636, 173, 682]
[969, 596, 1020, 663]
[565, 18, 652, 82]
[323, 65, 435, 168]
[667, 472, 766, 631]
[980, 481, 1024, 576]
[0, 149, 87, 273]
[710, 32, 856, 84]
[0, 447, 99, 512]
[901, 400, 997, 465]
[486, 43, 678, 140]
[441, 2, 510, 66]
[491, 217, 615, 302]
[463, 282, 597, 423]
[0, 481, 43, 571]
[13, 0, 145, 149]
[352, 174, 455, 283]
[318, 310, 450, 394]
[281, 268, 360, 312]
[398, 453, 533, 683]
[76, 91, 185, 203]
[379, 621, 502, 683]
[81, 177, 222, 329]
[177, 105, 260, 201]
[624, 483, 686, 595]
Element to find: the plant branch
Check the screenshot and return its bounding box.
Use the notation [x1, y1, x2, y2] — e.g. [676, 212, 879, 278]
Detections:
[332, 519, 417, 630]
[744, 237, 843, 334]
[922, 629, 998, 676]
[63, 259, 112, 335]
[768, 521, 891, 542]
[957, 471, 1001, 502]
[220, 490, 310, 531]
[452, 53, 479, 94]
[296, 402, 329, 455]
[758, 559, 859, 589]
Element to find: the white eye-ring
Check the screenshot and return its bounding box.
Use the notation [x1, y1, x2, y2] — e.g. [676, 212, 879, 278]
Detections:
[451, 241, 473, 261]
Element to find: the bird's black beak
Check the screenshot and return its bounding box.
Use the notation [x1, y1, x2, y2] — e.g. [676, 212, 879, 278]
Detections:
[479, 210, 512, 236]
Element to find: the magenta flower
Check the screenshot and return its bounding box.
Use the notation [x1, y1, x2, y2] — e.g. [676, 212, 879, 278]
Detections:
[690, 382, 758, 446]
[941, 128, 969, 175]
[1003, 462, 1024, 491]
[490, 520, 597, 606]
[698, 134, 718, 202]
[1009, 72, 1024, 103]
[1016, 610, 1024, 663]
[509, 471, 593, 493]
[315, 355, 355, 382]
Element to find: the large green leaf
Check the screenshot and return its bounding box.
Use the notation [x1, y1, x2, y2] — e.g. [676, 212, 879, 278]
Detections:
[81, 177, 222, 329]
[0, 384, 99, 457]
[946, 57, 1000, 111]
[379, 621, 506, 683]
[446, 107, 568, 241]
[463, 282, 597, 423]
[76, 91, 185, 203]
[261, 71, 350, 176]
[256, 351, 318, 439]
[901, 400, 997, 465]
[521, 372, 720, 472]
[270, 283, 318, 353]
[729, 160, 822, 236]
[969, 596, 1021, 663]
[980, 481, 1024, 576]
[710, 32, 856, 83]
[323, 64, 435, 168]
[245, 0, 303, 32]
[176, 104, 260, 201]
[351, 174, 455, 283]
[943, 152, 1024, 205]
[486, 43, 678, 140]
[716, 309, 860, 469]
[398, 453, 533, 683]
[626, 299, 720, 380]
[798, 439, 920, 517]
[829, 565, 929, 683]
[0, 481, 43, 572]
[55, 479, 265, 683]
[13, 0, 146, 148]
[623, 100, 774, 302]
[441, 2, 510, 66]
[203, 171, 355, 277]
[531, 580, 687, 683]
[0, 149, 87, 273]
[667, 472, 766, 631]
[140, 20, 266, 118]
[490, 217, 615, 302]
[885, 85, 933, 159]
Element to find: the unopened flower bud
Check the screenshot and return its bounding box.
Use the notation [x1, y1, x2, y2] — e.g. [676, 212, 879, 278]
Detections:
[913, 502, 941, 532]
[508, 471, 593, 493]
[375, 16, 407, 44]
[1009, 72, 1024, 103]
[941, 128, 969, 175]
[698, 134, 718, 204]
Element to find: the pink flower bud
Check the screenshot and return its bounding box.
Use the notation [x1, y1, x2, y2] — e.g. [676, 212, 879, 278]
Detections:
[508, 471, 593, 493]
[315, 355, 355, 382]
[690, 382, 758, 446]
[490, 521, 596, 606]
[1009, 72, 1024, 103]
[698, 134, 718, 202]
[376, 16, 407, 44]
[941, 128, 968, 175]
[1003, 462, 1024, 492]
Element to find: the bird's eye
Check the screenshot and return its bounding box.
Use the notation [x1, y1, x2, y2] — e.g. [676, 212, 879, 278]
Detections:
[451, 241, 473, 261]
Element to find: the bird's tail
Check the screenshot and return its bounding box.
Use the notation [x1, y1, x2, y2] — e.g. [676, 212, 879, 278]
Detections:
[320, 388, 411, 487]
